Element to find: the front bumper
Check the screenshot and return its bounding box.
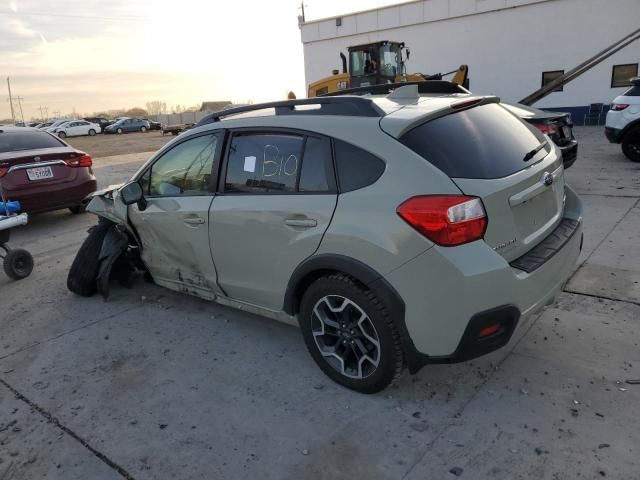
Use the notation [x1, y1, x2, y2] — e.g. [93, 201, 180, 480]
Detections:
[384, 185, 583, 369]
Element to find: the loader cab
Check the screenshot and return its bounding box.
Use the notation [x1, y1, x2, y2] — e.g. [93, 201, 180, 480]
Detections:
[348, 41, 404, 88]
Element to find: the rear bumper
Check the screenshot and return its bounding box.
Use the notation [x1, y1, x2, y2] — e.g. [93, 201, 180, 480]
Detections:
[8, 178, 97, 213]
[605, 127, 623, 143]
[559, 140, 578, 168]
[385, 185, 583, 369]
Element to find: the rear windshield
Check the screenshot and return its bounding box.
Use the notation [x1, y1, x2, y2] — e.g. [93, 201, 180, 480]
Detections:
[623, 85, 640, 96]
[0, 131, 65, 153]
[400, 103, 549, 179]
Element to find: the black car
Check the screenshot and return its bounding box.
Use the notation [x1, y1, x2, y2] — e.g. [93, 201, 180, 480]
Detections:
[503, 102, 578, 169]
[143, 118, 162, 130]
[83, 117, 114, 133]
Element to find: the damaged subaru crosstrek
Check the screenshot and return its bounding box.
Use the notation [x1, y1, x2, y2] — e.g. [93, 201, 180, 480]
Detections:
[68, 84, 583, 393]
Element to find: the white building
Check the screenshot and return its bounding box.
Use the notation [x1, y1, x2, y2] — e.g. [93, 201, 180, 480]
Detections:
[300, 0, 639, 123]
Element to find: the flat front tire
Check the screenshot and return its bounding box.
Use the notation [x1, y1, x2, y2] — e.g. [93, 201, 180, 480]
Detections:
[622, 127, 640, 162]
[299, 274, 404, 393]
[67, 222, 111, 296]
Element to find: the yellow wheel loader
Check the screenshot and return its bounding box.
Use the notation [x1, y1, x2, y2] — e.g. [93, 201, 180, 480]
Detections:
[307, 40, 468, 97]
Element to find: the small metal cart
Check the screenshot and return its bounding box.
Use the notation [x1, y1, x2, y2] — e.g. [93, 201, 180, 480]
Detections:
[0, 179, 34, 280]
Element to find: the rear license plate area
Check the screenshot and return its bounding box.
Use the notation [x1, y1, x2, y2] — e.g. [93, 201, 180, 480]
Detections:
[26, 166, 54, 181]
[562, 126, 571, 138]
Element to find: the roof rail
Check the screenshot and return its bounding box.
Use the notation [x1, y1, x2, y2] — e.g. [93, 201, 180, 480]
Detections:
[195, 97, 385, 127]
[320, 80, 469, 97]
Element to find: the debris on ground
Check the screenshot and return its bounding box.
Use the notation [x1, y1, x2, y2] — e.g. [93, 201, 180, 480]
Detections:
[449, 466, 464, 476]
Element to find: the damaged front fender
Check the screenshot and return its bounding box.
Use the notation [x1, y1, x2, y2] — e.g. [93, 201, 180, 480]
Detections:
[86, 183, 128, 226]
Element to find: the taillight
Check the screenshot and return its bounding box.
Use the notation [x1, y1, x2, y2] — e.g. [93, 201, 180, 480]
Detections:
[397, 195, 487, 246]
[0, 167, 7, 178]
[65, 154, 92, 168]
[535, 123, 559, 135]
[611, 104, 629, 111]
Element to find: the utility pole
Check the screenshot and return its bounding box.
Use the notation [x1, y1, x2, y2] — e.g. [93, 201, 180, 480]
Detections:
[6, 77, 15, 123]
[14, 96, 25, 124]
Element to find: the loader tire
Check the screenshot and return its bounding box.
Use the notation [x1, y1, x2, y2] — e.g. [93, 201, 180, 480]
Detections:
[67, 221, 111, 297]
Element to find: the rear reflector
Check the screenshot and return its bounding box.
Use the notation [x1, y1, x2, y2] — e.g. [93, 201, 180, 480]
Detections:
[611, 103, 629, 111]
[65, 154, 92, 168]
[397, 195, 487, 246]
[479, 323, 501, 338]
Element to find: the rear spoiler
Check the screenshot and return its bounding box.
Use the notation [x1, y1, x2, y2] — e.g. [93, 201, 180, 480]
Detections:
[381, 95, 501, 138]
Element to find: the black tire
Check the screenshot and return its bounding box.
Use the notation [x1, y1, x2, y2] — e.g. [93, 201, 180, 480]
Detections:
[88, 129, 96, 136]
[140, 126, 147, 133]
[69, 205, 86, 214]
[58, 131, 66, 139]
[621, 127, 640, 162]
[299, 273, 404, 393]
[116, 128, 123, 134]
[3, 249, 34, 280]
[67, 221, 111, 296]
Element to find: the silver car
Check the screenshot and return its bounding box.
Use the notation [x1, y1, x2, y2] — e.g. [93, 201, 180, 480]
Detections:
[68, 85, 583, 393]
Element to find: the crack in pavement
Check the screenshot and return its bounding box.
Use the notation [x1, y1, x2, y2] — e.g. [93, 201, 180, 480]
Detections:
[562, 288, 640, 307]
[0, 304, 145, 361]
[0, 377, 136, 480]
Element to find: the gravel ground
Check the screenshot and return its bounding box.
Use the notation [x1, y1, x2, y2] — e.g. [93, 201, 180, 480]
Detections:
[65, 131, 174, 158]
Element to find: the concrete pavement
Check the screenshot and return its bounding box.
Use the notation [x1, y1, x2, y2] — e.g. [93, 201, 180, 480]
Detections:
[1, 129, 638, 479]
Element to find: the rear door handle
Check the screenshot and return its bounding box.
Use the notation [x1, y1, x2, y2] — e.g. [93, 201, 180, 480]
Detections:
[183, 216, 205, 225]
[284, 218, 318, 228]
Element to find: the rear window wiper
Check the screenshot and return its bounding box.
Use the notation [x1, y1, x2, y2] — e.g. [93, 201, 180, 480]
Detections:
[523, 141, 548, 162]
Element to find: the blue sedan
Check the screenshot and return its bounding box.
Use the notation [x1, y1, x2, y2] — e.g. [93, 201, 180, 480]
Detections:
[104, 118, 151, 134]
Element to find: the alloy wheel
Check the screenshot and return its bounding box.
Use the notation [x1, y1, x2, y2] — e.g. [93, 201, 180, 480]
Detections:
[311, 295, 381, 379]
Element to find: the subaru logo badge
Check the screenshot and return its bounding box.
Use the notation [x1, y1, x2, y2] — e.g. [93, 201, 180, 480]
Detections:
[542, 172, 553, 186]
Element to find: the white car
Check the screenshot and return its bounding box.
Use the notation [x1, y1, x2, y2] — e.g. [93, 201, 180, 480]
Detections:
[605, 77, 640, 162]
[53, 120, 101, 139]
[44, 119, 74, 133]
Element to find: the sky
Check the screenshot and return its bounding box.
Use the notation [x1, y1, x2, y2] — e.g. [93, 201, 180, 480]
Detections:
[0, 0, 411, 120]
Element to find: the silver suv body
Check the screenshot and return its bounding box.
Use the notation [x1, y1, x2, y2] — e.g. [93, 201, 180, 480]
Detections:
[72, 85, 583, 393]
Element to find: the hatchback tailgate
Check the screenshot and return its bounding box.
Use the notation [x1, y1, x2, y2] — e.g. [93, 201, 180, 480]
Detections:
[454, 152, 565, 261]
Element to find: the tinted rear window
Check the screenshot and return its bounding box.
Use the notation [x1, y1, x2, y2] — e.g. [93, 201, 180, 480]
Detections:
[0, 131, 65, 153]
[400, 103, 549, 179]
[623, 85, 640, 96]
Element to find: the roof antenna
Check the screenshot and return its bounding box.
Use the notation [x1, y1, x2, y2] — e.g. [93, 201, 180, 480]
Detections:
[386, 84, 420, 102]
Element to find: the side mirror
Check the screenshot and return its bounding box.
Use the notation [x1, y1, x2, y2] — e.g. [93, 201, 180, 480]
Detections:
[120, 181, 144, 206]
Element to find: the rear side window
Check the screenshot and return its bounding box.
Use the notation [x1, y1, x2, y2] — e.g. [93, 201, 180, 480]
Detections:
[0, 131, 64, 153]
[224, 133, 335, 194]
[400, 103, 548, 179]
[226, 134, 303, 193]
[334, 139, 385, 192]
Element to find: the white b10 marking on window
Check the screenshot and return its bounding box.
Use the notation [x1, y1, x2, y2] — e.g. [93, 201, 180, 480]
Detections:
[262, 145, 298, 177]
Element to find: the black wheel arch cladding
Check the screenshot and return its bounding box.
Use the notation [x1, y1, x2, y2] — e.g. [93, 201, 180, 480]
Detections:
[284, 254, 428, 373]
